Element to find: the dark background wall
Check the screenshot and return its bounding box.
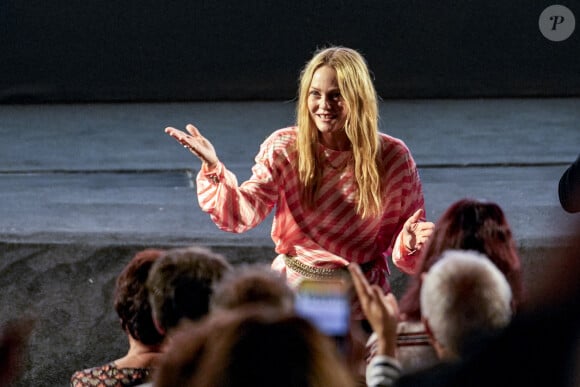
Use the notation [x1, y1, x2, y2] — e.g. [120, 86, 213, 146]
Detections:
[1, 0, 579, 103]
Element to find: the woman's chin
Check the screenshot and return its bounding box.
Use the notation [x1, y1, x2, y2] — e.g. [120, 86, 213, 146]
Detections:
[316, 123, 342, 134]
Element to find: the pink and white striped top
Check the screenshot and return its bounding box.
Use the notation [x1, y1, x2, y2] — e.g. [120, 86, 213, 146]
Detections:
[196, 126, 425, 293]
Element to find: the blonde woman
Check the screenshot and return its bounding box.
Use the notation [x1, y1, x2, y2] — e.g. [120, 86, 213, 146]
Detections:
[164, 46, 433, 317]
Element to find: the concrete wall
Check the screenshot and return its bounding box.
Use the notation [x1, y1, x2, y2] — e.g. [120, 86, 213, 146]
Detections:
[1, 1, 578, 103]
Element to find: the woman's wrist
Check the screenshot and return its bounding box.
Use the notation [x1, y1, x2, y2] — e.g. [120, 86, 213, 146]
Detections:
[376, 336, 397, 357]
[202, 160, 219, 171]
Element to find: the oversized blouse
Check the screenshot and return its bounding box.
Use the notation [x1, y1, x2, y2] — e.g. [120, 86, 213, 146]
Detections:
[196, 126, 425, 291]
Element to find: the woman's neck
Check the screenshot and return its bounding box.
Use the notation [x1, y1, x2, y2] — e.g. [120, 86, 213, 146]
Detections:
[114, 335, 163, 369]
[319, 130, 351, 151]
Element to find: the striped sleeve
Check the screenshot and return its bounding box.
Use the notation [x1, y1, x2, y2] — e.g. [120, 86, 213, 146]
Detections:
[366, 355, 402, 387]
[196, 130, 286, 233]
[392, 233, 419, 274]
[389, 140, 426, 274]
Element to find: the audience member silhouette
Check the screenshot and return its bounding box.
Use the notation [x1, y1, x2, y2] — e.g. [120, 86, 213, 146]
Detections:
[350, 249, 513, 387]
[210, 262, 295, 313]
[558, 153, 580, 213]
[209, 262, 370, 384]
[153, 306, 358, 387]
[419, 250, 512, 359]
[0, 318, 34, 386]
[134, 245, 233, 387]
[392, 222, 580, 387]
[145, 245, 233, 336]
[70, 249, 166, 387]
[375, 198, 524, 372]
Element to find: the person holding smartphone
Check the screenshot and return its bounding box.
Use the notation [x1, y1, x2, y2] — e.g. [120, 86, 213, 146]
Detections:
[164, 46, 434, 317]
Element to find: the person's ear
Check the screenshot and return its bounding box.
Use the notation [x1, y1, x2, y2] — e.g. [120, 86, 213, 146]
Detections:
[152, 316, 166, 336]
[422, 316, 433, 340]
[422, 316, 446, 359]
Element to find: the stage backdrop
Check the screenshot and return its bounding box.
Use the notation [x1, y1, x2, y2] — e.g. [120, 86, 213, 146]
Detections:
[0, 1, 578, 103]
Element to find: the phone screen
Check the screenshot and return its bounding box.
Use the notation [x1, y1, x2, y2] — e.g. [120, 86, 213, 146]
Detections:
[294, 279, 350, 338]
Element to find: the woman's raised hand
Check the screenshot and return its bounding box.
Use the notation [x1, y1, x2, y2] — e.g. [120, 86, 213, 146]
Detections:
[164, 124, 219, 168]
[402, 209, 434, 254]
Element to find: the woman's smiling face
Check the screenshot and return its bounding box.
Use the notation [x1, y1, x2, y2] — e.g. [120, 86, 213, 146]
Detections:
[307, 65, 349, 138]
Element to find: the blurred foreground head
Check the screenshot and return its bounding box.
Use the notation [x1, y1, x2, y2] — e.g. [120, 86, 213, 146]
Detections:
[0, 318, 34, 385]
[154, 306, 357, 387]
[210, 263, 295, 313]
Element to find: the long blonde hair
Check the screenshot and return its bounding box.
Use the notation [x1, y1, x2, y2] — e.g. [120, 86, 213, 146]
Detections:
[296, 46, 383, 219]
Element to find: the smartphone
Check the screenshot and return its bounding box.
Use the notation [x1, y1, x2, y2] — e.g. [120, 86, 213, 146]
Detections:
[294, 279, 351, 344]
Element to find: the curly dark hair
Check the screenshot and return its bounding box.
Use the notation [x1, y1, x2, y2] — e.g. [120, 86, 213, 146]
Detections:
[114, 248, 166, 346]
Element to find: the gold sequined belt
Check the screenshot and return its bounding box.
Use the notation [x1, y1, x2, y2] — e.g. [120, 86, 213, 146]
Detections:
[282, 255, 376, 280]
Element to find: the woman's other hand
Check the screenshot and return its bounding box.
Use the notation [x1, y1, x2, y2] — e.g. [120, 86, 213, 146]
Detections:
[402, 209, 434, 254]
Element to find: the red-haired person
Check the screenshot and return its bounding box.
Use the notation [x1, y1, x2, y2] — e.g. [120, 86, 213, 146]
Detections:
[368, 198, 524, 373]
